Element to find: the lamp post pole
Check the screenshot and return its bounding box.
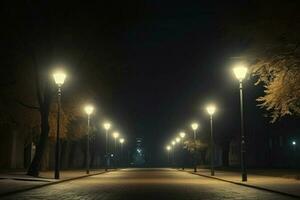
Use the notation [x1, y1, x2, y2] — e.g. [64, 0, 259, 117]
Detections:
[239, 80, 247, 181]
[54, 86, 62, 179]
[233, 65, 248, 182]
[114, 137, 117, 155]
[103, 123, 111, 171]
[119, 138, 125, 167]
[112, 132, 119, 168]
[179, 132, 186, 170]
[120, 142, 123, 165]
[53, 71, 66, 180]
[84, 105, 94, 175]
[105, 128, 108, 171]
[210, 115, 215, 176]
[105, 129, 108, 170]
[206, 104, 216, 176]
[171, 142, 176, 166]
[86, 114, 90, 174]
[191, 123, 198, 172]
[105, 129, 108, 156]
[193, 130, 197, 172]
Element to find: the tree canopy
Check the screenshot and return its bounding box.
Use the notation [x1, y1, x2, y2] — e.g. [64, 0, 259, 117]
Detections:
[222, 0, 300, 122]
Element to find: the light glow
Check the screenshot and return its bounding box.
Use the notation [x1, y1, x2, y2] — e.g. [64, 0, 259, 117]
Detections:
[113, 132, 119, 139]
[119, 138, 125, 144]
[175, 137, 181, 143]
[53, 71, 66, 86]
[171, 141, 176, 146]
[206, 104, 216, 115]
[179, 132, 186, 138]
[233, 65, 248, 81]
[84, 105, 94, 115]
[191, 123, 198, 131]
[103, 122, 111, 130]
[166, 145, 171, 151]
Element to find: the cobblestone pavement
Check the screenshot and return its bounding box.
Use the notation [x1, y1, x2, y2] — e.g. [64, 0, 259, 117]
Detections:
[2, 168, 297, 200]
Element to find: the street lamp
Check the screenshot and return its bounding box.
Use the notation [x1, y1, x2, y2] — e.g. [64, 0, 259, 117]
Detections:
[175, 137, 181, 167]
[191, 123, 199, 140]
[292, 140, 297, 152]
[179, 132, 186, 139]
[171, 140, 176, 165]
[206, 104, 216, 176]
[179, 132, 186, 170]
[233, 64, 248, 182]
[84, 105, 94, 174]
[191, 122, 199, 172]
[53, 71, 66, 179]
[119, 138, 125, 165]
[166, 145, 171, 164]
[113, 131, 120, 154]
[103, 122, 111, 170]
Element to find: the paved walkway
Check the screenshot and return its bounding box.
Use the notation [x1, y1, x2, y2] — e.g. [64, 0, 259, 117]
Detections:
[183, 168, 300, 198]
[0, 169, 109, 196]
[2, 168, 296, 200]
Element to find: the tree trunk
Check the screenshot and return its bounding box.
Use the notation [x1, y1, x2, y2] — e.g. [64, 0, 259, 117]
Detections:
[27, 79, 51, 177]
[27, 106, 50, 176]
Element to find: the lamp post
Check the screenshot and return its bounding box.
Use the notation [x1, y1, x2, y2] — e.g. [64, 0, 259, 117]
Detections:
[166, 145, 171, 164]
[112, 132, 119, 168]
[292, 140, 297, 152]
[179, 132, 186, 139]
[84, 105, 94, 174]
[233, 64, 248, 182]
[175, 137, 181, 168]
[113, 132, 120, 155]
[119, 138, 125, 166]
[53, 71, 66, 179]
[103, 122, 111, 171]
[191, 123, 198, 172]
[171, 140, 176, 165]
[191, 123, 199, 140]
[206, 104, 216, 176]
[179, 132, 186, 170]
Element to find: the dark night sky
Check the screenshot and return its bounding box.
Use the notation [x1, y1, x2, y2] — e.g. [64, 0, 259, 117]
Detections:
[2, 1, 298, 164]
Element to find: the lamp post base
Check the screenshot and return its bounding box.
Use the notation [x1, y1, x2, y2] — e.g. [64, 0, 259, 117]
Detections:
[242, 173, 247, 182]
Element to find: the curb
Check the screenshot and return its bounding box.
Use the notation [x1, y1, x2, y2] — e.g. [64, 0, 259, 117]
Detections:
[0, 169, 116, 198]
[179, 170, 300, 199]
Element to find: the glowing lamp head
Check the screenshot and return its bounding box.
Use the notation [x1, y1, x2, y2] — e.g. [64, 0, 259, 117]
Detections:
[191, 123, 198, 131]
[113, 132, 119, 139]
[179, 132, 186, 138]
[53, 71, 66, 86]
[84, 105, 94, 115]
[175, 137, 181, 143]
[171, 141, 176, 146]
[292, 141, 296, 146]
[119, 138, 125, 144]
[206, 104, 216, 115]
[166, 145, 171, 151]
[103, 122, 111, 130]
[233, 65, 248, 81]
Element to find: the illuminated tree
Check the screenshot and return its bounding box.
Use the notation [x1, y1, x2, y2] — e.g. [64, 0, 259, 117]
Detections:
[252, 52, 300, 122]
[222, 0, 300, 122]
